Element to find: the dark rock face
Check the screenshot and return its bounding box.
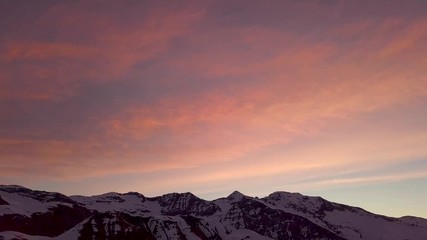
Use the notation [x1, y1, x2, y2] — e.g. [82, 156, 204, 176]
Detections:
[1, 186, 427, 239]
[0, 205, 91, 237]
[78, 212, 156, 240]
[181, 215, 222, 240]
[0, 185, 75, 205]
[223, 198, 345, 240]
[78, 212, 225, 240]
[155, 192, 220, 216]
[0, 196, 8, 205]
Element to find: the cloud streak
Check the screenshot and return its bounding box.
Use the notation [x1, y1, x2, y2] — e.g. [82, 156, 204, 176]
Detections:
[1, 0, 427, 217]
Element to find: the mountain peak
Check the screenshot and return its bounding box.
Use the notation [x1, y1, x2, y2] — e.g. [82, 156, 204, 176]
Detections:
[227, 190, 246, 201]
[124, 191, 145, 198]
[158, 192, 196, 201]
[156, 192, 219, 216]
[1, 186, 427, 240]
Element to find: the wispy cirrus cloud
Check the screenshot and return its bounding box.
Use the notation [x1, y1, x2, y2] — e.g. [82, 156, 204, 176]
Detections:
[0, 2, 427, 216]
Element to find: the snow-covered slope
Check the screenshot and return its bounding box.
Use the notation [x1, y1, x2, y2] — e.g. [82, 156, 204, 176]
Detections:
[1, 185, 426, 240]
[0, 185, 76, 217]
[262, 191, 427, 240]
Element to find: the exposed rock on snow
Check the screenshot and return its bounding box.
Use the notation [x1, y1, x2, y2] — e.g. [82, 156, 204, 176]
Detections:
[1, 186, 426, 240]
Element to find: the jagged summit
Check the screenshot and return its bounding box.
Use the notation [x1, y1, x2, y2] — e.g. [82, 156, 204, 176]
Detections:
[1, 185, 427, 240]
[227, 190, 246, 201]
[266, 191, 304, 199]
[124, 191, 145, 198]
[158, 191, 196, 199]
[156, 192, 219, 216]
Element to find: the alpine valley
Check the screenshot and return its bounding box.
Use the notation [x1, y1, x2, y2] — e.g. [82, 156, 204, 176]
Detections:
[0, 185, 426, 240]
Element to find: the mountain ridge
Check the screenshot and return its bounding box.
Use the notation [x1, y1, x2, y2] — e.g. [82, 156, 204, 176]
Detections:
[1, 185, 426, 240]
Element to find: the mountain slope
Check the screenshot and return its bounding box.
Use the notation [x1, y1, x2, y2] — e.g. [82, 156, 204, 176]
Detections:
[1, 185, 426, 240]
[0, 185, 91, 237]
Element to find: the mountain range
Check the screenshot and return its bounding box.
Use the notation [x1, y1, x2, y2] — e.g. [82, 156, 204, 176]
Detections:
[1, 185, 426, 240]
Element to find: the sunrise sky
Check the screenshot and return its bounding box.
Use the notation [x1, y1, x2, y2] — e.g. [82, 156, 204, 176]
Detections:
[1, 0, 427, 218]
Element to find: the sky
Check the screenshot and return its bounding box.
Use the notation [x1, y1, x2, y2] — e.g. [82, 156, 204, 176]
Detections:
[1, 0, 427, 218]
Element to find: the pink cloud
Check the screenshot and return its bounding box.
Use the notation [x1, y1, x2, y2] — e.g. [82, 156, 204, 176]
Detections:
[0, 2, 205, 100]
[1, 1, 427, 195]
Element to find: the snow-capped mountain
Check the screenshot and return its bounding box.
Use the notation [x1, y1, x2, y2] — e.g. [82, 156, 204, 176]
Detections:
[1, 185, 426, 240]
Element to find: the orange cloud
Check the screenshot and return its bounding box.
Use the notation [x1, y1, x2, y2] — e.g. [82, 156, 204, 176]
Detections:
[1, 1, 427, 198]
[378, 17, 427, 59]
[0, 2, 205, 100]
